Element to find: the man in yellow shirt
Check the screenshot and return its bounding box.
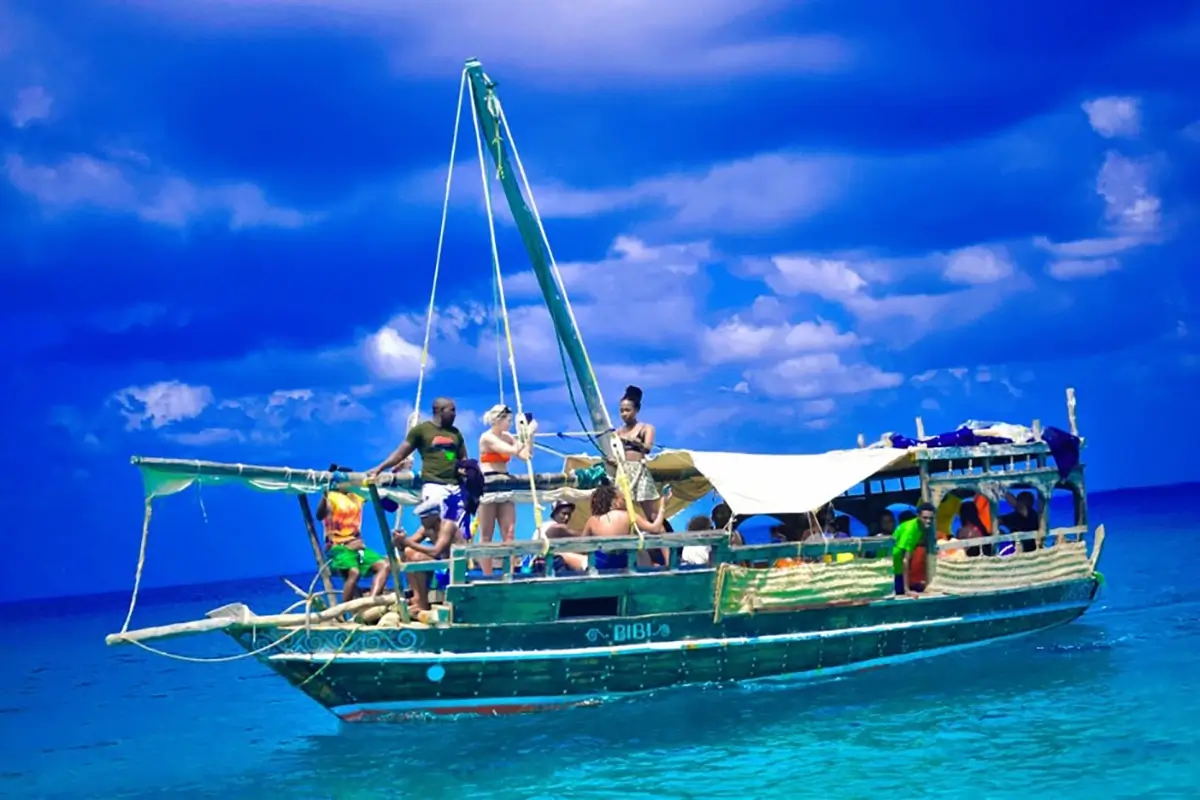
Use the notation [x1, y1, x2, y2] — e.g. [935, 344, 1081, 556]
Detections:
[316, 466, 390, 604]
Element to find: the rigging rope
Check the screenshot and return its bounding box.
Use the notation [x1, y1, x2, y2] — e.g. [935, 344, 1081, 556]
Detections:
[470, 82, 543, 531]
[412, 68, 468, 428]
[495, 98, 609, 459]
[492, 263, 506, 406]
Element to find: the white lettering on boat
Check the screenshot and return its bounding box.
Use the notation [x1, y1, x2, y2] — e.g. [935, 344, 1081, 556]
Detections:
[586, 622, 671, 644]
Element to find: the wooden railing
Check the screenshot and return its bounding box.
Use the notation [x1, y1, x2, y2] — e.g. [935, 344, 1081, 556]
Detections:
[448, 531, 731, 582]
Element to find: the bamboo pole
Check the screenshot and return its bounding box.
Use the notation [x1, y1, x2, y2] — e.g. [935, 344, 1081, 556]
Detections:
[104, 593, 408, 647]
[297, 495, 337, 603]
[367, 484, 410, 624]
[129, 456, 702, 493]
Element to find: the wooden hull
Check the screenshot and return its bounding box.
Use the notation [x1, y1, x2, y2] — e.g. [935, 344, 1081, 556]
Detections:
[228, 577, 1099, 722]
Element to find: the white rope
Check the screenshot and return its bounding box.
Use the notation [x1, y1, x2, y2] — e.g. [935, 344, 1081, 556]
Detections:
[492, 268, 506, 405]
[495, 97, 610, 426]
[120, 498, 154, 634]
[412, 67, 468, 426]
[469, 83, 543, 530]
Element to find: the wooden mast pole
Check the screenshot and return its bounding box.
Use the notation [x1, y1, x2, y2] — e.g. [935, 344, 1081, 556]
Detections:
[464, 59, 615, 454]
[297, 495, 337, 604]
[367, 484, 410, 623]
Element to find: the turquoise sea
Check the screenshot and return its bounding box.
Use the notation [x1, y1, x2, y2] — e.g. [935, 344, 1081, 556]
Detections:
[3, 483, 1197, 799]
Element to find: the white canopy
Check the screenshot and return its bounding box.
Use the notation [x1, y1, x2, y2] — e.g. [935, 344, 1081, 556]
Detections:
[563, 446, 913, 522]
[683, 448, 912, 517]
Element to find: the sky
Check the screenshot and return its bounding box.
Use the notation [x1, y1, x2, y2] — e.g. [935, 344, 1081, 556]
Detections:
[3, 0, 1200, 604]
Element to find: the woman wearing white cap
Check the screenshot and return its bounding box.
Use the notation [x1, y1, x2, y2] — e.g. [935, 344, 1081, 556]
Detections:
[475, 404, 532, 575]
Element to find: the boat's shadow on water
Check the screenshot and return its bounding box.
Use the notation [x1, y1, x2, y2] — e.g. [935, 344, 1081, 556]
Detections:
[263, 623, 1121, 787]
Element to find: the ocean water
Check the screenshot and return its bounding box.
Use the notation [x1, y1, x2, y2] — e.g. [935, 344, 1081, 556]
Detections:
[3, 484, 1197, 799]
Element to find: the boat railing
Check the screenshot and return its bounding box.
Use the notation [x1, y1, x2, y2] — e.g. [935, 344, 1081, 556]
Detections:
[937, 524, 1089, 553]
[726, 536, 896, 565]
[446, 531, 731, 583]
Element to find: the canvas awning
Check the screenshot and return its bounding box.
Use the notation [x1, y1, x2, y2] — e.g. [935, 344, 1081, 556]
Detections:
[564, 447, 914, 521]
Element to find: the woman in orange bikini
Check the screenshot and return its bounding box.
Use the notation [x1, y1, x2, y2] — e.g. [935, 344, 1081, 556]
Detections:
[476, 404, 532, 574]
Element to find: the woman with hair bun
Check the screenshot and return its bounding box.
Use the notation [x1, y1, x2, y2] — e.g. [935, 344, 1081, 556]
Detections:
[614, 385, 661, 523]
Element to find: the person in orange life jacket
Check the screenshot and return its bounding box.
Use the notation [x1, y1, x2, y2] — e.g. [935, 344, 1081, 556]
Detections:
[393, 459, 484, 613]
[316, 465, 390, 604]
[366, 397, 468, 507]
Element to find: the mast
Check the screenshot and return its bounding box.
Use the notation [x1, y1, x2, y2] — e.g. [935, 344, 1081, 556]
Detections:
[464, 59, 614, 453]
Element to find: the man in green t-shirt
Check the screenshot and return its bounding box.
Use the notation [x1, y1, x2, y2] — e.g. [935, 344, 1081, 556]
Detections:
[893, 502, 935, 596]
[367, 397, 468, 504]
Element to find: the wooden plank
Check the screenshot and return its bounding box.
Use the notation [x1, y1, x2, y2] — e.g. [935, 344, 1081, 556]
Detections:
[727, 538, 894, 561]
[297, 495, 337, 602]
[367, 484, 409, 622]
[446, 570, 718, 624]
[927, 466, 1062, 488]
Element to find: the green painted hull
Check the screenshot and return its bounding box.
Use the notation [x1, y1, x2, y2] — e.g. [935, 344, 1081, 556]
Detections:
[228, 577, 1099, 722]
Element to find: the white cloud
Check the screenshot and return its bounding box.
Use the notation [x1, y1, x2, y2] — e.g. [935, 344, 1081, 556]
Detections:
[1046, 257, 1120, 281]
[364, 326, 429, 381]
[429, 152, 844, 233]
[802, 398, 835, 416]
[763, 256, 867, 300]
[703, 317, 858, 364]
[126, 0, 852, 84]
[113, 380, 213, 430]
[5, 153, 315, 229]
[164, 427, 246, 446]
[1096, 151, 1160, 238]
[1032, 235, 1141, 258]
[595, 360, 695, 390]
[1082, 96, 1141, 139]
[745, 353, 903, 400]
[942, 245, 1014, 286]
[751, 246, 1030, 348]
[10, 85, 52, 127]
[920, 398, 941, 411]
[1033, 148, 1163, 281]
[1184, 121, 1200, 142]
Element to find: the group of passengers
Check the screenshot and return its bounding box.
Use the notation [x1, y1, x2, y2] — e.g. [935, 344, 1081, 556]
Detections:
[316, 385, 724, 616]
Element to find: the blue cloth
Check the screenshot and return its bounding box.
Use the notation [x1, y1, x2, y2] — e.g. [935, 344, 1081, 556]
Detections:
[1041, 426, 1081, 481]
[440, 487, 472, 538]
[594, 551, 628, 571]
[889, 426, 1013, 450]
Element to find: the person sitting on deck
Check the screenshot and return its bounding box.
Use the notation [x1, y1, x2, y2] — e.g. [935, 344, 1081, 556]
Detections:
[392, 459, 484, 613]
[537, 500, 578, 540]
[581, 483, 666, 570]
[893, 502, 935, 597]
[875, 510, 897, 537]
[957, 501, 989, 558]
[681, 515, 716, 567]
[533, 500, 588, 573]
[366, 397, 468, 507]
[316, 467, 390, 604]
[710, 502, 744, 546]
[1000, 490, 1040, 553]
[803, 505, 837, 541]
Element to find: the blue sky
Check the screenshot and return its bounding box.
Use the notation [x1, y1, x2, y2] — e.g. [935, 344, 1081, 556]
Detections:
[3, 0, 1199, 603]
